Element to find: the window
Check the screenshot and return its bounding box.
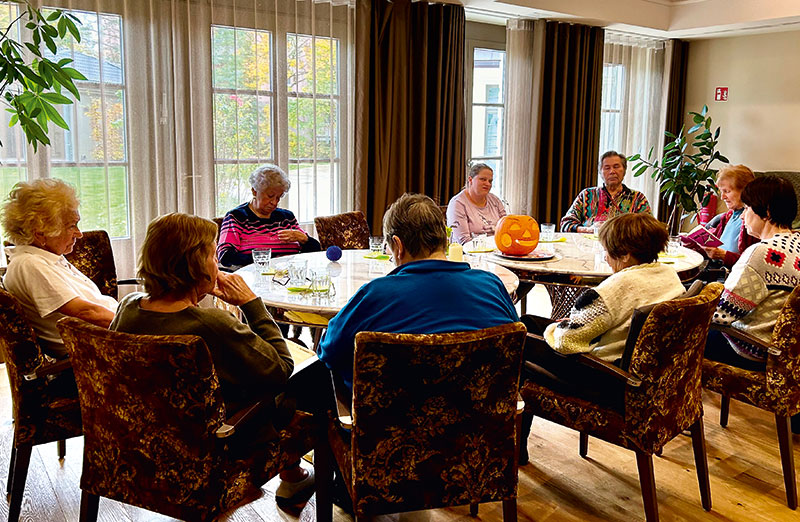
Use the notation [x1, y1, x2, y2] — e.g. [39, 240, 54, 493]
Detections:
[469, 47, 505, 198]
[0, 4, 130, 238]
[211, 27, 340, 223]
[599, 63, 625, 157]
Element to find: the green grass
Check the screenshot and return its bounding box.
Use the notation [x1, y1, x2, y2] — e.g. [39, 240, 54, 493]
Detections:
[0, 166, 129, 239]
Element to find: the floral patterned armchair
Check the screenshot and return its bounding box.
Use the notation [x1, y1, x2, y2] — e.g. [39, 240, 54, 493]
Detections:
[0, 288, 82, 522]
[519, 282, 723, 522]
[64, 229, 139, 299]
[57, 317, 319, 522]
[702, 286, 800, 509]
[322, 322, 527, 521]
[314, 211, 371, 250]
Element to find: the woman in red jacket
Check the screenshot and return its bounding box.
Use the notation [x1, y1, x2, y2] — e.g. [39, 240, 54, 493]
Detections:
[703, 165, 760, 268]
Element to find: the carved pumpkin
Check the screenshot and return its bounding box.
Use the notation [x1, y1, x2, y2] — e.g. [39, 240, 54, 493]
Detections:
[494, 215, 540, 256]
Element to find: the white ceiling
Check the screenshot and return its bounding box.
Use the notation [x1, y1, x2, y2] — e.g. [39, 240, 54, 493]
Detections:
[463, 0, 800, 39]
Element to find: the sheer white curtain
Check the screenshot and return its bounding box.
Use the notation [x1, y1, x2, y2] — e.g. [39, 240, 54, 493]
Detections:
[503, 19, 544, 216]
[600, 32, 666, 215]
[3, 0, 356, 278]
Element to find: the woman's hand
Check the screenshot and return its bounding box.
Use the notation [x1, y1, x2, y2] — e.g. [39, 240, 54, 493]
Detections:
[576, 226, 594, 234]
[277, 229, 308, 243]
[703, 247, 727, 260]
[211, 272, 257, 306]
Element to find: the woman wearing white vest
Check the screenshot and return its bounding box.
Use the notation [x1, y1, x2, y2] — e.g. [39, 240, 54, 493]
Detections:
[1, 179, 117, 359]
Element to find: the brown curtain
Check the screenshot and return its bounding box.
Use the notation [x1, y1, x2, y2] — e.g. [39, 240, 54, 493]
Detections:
[354, 0, 466, 233]
[533, 21, 604, 224]
[658, 38, 689, 222]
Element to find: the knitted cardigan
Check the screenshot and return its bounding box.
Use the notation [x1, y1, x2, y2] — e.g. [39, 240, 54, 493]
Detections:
[544, 262, 685, 362]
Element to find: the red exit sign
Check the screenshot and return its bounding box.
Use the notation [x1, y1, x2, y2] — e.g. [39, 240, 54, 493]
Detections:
[715, 87, 729, 102]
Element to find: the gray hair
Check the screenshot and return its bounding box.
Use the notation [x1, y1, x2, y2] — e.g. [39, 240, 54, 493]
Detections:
[249, 164, 291, 194]
[1, 179, 80, 245]
[383, 193, 448, 258]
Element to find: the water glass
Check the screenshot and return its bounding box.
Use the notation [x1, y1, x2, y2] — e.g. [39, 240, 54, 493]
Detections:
[592, 220, 605, 236]
[287, 260, 308, 287]
[667, 236, 682, 256]
[311, 271, 333, 295]
[252, 247, 272, 274]
[369, 236, 384, 254]
[473, 234, 487, 251]
[540, 223, 556, 242]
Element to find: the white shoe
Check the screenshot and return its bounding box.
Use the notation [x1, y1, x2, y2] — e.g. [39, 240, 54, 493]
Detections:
[275, 468, 315, 507]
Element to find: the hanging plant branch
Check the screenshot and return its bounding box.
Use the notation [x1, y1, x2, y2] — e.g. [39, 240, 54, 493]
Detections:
[0, 0, 85, 151]
[629, 105, 729, 234]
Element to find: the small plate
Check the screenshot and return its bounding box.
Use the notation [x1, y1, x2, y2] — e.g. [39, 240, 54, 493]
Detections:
[363, 253, 391, 260]
[465, 247, 495, 254]
[493, 251, 556, 262]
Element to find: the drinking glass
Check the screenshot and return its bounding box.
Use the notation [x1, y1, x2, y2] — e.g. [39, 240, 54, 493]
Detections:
[369, 236, 384, 255]
[667, 236, 682, 256]
[540, 223, 556, 242]
[287, 260, 308, 287]
[473, 233, 487, 251]
[311, 271, 333, 296]
[252, 248, 272, 274]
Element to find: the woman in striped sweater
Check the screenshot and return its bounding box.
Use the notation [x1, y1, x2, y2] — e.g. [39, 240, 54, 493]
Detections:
[217, 164, 320, 269]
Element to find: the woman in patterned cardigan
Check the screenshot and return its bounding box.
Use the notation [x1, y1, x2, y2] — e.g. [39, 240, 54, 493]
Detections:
[706, 176, 799, 371]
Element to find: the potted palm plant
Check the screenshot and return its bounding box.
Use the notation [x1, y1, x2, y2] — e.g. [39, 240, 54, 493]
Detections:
[629, 105, 729, 235]
[0, 1, 85, 151]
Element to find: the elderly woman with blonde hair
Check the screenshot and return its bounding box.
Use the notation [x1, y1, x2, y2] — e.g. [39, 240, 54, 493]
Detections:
[217, 163, 320, 268]
[702, 164, 759, 267]
[1, 179, 117, 359]
[112, 212, 314, 504]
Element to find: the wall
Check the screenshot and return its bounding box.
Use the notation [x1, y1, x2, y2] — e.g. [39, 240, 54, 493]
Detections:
[685, 30, 800, 172]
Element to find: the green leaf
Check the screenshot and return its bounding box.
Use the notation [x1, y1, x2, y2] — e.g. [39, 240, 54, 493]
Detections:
[718, 154, 729, 163]
[40, 92, 72, 104]
[692, 113, 704, 124]
[714, 127, 720, 140]
[8, 114, 18, 126]
[40, 99, 69, 129]
[61, 66, 87, 80]
[688, 123, 702, 134]
[16, 64, 48, 89]
[46, 10, 60, 22]
[628, 153, 640, 161]
[57, 17, 67, 39]
[664, 131, 676, 139]
[65, 19, 81, 43]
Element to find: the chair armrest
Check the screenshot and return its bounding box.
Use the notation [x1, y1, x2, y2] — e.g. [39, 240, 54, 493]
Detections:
[572, 353, 642, 387]
[330, 371, 352, 430]
[215, 401, 265, 438]
[23, 358, 72, 381]
[710, 323, 780, 356]
[516, 393, 525, 414]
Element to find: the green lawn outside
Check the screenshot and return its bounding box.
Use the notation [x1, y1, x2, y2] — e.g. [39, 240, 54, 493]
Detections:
[0, 166, 129, 239]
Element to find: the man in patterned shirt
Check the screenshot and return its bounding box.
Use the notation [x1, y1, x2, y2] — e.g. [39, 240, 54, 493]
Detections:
[560, 150, 652, 233]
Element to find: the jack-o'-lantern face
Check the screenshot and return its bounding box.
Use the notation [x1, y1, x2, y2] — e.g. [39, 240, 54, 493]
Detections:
[494, 215, 539, 256]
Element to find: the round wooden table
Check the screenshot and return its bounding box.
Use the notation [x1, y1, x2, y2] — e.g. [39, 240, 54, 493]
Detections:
[465, 233, 705, 318]
[236, 249, 520, 325]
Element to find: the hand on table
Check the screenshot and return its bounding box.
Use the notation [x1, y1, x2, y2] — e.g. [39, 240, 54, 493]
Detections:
[212, 272, 257, 306]
[576, 226, 594, 234]
[277, 230, 308, 243]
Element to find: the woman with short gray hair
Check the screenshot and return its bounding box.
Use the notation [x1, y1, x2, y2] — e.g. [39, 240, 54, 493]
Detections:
[217, 163, 320, 268]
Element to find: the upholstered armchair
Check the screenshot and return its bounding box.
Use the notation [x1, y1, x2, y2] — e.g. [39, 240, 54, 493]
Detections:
[702, 286, 800, 509]
[56, 317, 321, 522]
[0, 288, 82, 522]
[64, 229, 139, 299]
[322, 323, 527, 521]
[314, 211, 371, 250]
[519, 282, 723, 522]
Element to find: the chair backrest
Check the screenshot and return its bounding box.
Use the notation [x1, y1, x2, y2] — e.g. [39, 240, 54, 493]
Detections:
[314, 211, 370, 250]
[766, 286, 800, 412]
[625, 282, 723, 452]
[349, 322, 527, 517]
[0, 287, 46, 421]
[212, 216, 224, 242]
[64, 229, 118, 299]
[56, 317, 227, 512]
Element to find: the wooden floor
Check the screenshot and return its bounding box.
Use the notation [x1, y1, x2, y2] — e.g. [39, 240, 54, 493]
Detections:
[2, 367, 799, 521]
[2, 285, 799, 521]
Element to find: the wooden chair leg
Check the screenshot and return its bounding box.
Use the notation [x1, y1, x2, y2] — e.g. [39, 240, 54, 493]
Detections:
[502, 498, 518, 522]
[469, 502, 478, 516]
[719, 395, 730, 427]
[6, 446, 16, 496]
[57, 439, 66, 460]
[579, 432, 588, 458]
[79, 490, 100, 522]
[518, 411, 533, 465]
[635, 451, 659, 522]
[8, 444, 32, 522]
[689, 418, 712, 511]
[776, 415, 798, 510]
